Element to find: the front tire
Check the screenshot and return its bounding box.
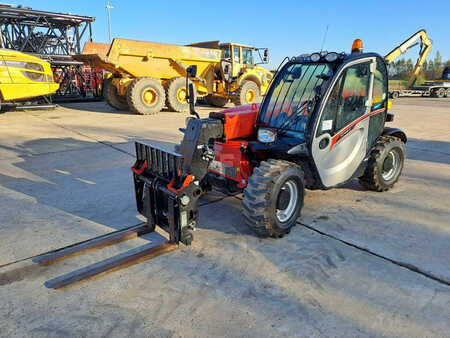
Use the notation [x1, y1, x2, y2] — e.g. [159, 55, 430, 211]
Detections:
[127, 77, 165, 115]
[242, 159, 305, 238]
[232, 81, 261, 106]
[359, 136, 405, 191]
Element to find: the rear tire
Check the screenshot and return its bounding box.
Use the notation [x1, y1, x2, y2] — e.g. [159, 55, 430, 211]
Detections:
[127, 77, 165, 115]
[232, 81, 261, 106]
[205, 94, 228, 107]
[103, 78, 128, 110]
[242, 159, 305, 238]
[165, 77, 195, 113]
[435, 88, 445, 98]
[359, 136, 405, 191]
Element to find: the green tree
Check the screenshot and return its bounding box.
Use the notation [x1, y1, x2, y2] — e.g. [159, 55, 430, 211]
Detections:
[427, 60, 434, 79]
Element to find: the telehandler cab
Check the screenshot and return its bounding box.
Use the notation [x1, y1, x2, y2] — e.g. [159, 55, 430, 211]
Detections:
[131, 40, 407, 245]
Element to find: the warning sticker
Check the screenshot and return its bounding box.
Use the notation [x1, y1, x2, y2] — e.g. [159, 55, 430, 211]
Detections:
[322, 120, 333, 131]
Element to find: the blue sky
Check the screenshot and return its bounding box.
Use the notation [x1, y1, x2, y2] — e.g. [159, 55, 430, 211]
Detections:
[6, 0, 449, 68]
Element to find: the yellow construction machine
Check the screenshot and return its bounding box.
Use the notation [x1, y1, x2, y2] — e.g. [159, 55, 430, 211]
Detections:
[74, 39, 272, 114]
[0, 48, 59, 107]
[385, 29, 449, 98]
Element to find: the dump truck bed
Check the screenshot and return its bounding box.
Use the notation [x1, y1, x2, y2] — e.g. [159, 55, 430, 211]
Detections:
[73, 38, 221, 80]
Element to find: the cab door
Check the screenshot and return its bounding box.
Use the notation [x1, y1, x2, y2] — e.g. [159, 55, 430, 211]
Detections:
[311, 57, 376, 187]
[231, 45, 242, 77]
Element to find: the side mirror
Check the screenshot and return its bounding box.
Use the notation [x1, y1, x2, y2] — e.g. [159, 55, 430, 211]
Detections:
[263, 49, 269, 63]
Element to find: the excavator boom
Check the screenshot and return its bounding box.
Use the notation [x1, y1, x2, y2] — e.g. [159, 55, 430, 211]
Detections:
[384, 29, 432, 87]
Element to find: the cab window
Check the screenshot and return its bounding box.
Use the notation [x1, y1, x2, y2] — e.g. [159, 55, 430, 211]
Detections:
[233, 46, 240, 63]
[242, 48, 254, 65]
[318, 62, 371, 135]
[372, 61, 387, 110]
[368, 60, 388, 148]
[221, 45, 231, 60]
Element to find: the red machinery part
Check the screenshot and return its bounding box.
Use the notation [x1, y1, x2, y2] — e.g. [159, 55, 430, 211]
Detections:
[213, 103, 259, 141]
[210, 140, 253, 188]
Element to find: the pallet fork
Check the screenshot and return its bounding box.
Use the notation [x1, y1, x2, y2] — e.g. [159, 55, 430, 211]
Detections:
[38, 67, 210, 289]
[36, 223, 178, 289]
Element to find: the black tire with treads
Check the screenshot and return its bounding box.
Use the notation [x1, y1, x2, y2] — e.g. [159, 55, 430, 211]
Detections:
[103, 78, 128, 110]
[242, 159, 305, 238]
[232, 80, 261, 106]
[359, 136, 405, 191]
[127, 77, 165, 115]
[165, 77, 195, 113]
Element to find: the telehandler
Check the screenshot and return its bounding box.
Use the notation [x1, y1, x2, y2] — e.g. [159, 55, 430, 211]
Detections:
[40, 39, 408, 289]
[131, 39, 407, 245]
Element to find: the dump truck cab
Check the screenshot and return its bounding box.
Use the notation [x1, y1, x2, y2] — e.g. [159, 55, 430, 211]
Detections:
[216, 42, 273, 105]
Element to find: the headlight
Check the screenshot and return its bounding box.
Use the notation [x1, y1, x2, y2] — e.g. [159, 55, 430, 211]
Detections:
[325, 52, 338, 62]
[310, 53, 321, 62]
[257, 128, 277, 143]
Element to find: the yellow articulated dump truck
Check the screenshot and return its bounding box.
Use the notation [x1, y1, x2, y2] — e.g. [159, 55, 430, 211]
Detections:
[74, 39, 272, 115]
[0, 49, 59, 107]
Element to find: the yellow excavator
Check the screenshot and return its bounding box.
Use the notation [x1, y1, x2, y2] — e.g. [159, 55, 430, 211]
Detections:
[0, 48, 59, 108]
[385, 29, 449, 98]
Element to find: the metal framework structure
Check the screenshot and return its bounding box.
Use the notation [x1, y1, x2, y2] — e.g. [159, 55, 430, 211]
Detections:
[0, 4, 101, 101]
[0, 4, 94, 59]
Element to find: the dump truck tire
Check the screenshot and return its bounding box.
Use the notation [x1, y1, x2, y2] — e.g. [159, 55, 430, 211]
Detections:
[233, 81, 261, 106]
[165, 77, 196, 113]
[205, 94, 228, 107]
[127, 77, 165, 115]
[242, 159, 304, 238]
[103, 78, 128, 110]
[359, 136, 405, 192]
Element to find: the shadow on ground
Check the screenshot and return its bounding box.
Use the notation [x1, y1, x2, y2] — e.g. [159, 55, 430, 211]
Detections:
[407, 138, 450, 165]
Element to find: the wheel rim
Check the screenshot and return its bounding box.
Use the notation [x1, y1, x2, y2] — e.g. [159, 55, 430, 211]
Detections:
[245, 89, 255, 103]
[382, 149, 400, 181]
[142, 87, 158, 106]
[276, 179, 298, 223]
[176, 87, 187, 104]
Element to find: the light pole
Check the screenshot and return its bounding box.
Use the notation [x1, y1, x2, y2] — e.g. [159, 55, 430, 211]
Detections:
[106, 0, 114, 42]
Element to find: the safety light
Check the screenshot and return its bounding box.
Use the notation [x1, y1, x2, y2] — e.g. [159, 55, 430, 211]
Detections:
[351, 39, 363, 54]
